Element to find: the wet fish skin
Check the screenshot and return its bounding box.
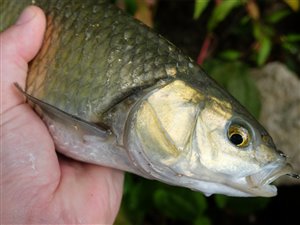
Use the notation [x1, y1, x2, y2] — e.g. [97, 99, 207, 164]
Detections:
[2, 0, 297, 197]
[3, 0, 202, 120]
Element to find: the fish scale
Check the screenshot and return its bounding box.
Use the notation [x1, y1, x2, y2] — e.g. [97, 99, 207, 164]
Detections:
[24, 0, 191, 121]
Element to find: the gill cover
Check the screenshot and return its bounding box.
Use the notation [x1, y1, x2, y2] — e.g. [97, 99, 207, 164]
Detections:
[125, 80, 205, 180]
[124, 80, 238, 195]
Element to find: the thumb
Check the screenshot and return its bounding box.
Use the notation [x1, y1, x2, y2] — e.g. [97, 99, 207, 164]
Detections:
[1, 5, 46, 113]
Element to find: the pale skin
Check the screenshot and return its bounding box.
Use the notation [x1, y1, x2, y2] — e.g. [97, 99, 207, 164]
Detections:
[1, 6, 124, 224]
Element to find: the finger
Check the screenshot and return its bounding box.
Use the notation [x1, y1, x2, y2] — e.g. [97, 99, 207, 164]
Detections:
[1, 5, 46, 114]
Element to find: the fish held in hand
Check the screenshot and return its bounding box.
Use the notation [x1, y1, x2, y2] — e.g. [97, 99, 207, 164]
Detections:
[2, 0, 298, 197]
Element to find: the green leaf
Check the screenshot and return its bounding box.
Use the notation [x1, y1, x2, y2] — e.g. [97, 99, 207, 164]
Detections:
[214, 193, 271, 215]
[266, 9, 290, 24]
[253, 22, 274, 40]
[240, 15, 250, 25]
[284, 0, 299, 11]
[252, 22, 274, 66]
[218, 50, 241, 60]
[128, 181, 143, 210]
[214, 195, 228, 209]
[193, 0, 210, 20]
[282, 33, 300, 42]
[153, 188, 207, 220]
[214, 195, 271, 215]
[120, 175, 159, 224]
[283, 54, 299, 73]
[122, 173, 133, 195]
[115, 207, 134, 225]
[125, 0, 137, 15]
[207, 0, 242, 31]
[253, 22, 262, 40]
[223, 197, 271, 215]
[154, 189, 194, 220]
[257, 37, 272, 66]
[194, 216, 212, 225]
[282, 42, 299, 54]
[194, 192, 207, 213]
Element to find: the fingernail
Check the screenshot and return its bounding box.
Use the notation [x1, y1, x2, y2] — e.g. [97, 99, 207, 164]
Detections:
[15, 6, 37, 25]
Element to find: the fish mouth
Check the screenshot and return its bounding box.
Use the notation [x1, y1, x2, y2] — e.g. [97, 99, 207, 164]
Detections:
[245, 161, 294, 197]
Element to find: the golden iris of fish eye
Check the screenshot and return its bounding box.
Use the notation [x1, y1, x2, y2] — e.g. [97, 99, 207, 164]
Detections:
[228, 124, 250, 147]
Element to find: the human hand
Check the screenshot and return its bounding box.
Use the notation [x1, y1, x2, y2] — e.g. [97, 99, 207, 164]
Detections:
[1, 6, 124, 224]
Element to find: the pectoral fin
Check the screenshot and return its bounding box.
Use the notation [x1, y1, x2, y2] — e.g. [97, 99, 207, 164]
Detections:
[14, 82, 110, 139]
[14, 82, 136, 171]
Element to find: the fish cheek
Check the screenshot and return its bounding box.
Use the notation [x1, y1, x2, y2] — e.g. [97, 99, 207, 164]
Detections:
[198, 127, 260, 177]
[195, 99, 261, 177]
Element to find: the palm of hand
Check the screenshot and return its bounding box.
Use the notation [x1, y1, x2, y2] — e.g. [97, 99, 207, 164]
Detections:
[1, 6, 123, 224]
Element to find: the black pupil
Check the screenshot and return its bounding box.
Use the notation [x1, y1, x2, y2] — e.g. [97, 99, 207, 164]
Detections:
[230, 134, 243, 145]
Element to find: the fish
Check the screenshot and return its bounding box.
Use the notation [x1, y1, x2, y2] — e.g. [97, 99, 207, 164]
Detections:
[1, 0, 298, 197]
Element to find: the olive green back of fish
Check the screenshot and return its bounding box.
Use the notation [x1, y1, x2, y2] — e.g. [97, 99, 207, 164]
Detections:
[2, 0, 209, 124]
[1, 1, 30, 30]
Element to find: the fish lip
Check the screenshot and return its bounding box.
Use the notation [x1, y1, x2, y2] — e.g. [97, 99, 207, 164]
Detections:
[245, 161, 294, 196]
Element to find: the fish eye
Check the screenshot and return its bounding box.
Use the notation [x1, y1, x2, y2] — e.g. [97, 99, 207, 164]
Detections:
[227, 124, 250, 148]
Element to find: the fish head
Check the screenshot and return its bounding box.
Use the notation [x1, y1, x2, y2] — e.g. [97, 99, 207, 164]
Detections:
[126, 79, 297, 197]
[191, 87, 295, 197]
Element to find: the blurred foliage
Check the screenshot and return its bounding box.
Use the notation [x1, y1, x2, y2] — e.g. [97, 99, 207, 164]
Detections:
[193, 0, 300, 70]
[206, 0, 242, 31]
[193, 0, 210, 20]
[123, 0, 138, 15]
[114, 0, 300, 225]
[115, 174, 211, 225]
[214, 194, 270, 215]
